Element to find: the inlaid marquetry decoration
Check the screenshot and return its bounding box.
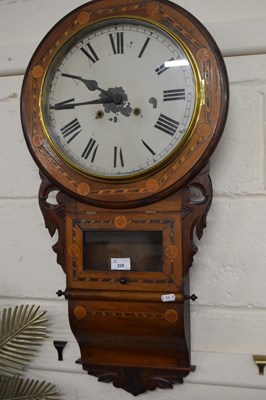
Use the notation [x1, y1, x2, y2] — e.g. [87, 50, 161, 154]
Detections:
[21, 0, 228, 395]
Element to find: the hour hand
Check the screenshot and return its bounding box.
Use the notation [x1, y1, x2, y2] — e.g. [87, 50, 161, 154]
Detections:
[50, 97, 114, 110]
[61, 73, 98, 91]
[61, 73, 112, 98]
[62, 74, 123, 100]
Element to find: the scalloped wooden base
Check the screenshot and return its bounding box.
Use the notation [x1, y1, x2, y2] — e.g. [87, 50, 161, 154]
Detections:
[81, 363, 196, 396]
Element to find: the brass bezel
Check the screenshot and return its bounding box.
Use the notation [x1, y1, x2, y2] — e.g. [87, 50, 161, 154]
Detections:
[39, 15, 203, 183]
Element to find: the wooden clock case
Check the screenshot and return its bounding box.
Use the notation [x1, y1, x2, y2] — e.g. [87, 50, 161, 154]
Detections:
[21, 0, 229, 395]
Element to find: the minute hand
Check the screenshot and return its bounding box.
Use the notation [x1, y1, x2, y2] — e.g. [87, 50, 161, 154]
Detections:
[51, 97, 114, 110]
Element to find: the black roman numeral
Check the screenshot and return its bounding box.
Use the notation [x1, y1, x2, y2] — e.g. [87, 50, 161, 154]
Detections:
[142, 139, 155, 156]
[114, 146, 124, 168]
[163, 89, 186, 101]
[138, 37, 151, 58]
[155, 58, 174, 75]
[81, 42, 99, 64]
[109, 32, 124, 54]
[154, 114, 179, 136]
[82, 138, 99, 162]
[60, 118, 81, 144]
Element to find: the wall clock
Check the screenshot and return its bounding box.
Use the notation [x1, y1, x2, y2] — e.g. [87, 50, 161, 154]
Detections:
[21, 0, 229, 395]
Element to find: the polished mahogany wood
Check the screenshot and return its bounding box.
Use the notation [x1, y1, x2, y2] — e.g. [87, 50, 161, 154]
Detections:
[38, 163, 212, 395]
[21, 0, 228, 395]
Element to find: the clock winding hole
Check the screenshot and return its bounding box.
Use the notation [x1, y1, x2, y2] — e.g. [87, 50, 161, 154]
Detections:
[133, 107, 142, 116]
[96, 110, 104, 119]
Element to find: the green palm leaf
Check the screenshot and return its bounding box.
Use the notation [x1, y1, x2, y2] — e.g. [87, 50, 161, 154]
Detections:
[0, 305, 47, 376]
[0, 376, 59, 399]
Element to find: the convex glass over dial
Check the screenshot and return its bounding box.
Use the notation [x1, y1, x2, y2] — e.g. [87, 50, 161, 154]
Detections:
[41, 17, 202, 180]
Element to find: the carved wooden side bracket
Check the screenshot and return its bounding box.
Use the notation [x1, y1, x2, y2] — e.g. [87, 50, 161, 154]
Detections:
[38, 172, 66, 269]
[181, 163, 213, 275]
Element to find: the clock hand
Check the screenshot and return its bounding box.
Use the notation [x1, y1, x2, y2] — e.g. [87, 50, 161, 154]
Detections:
[61, 73, 112, 98]
[50, 97, 115, 110]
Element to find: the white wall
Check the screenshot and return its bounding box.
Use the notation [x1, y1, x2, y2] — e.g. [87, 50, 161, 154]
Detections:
[1, 1, 266, 399]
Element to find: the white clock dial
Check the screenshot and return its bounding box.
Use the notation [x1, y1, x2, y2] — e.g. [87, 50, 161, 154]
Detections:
[41, 17, 201, 180]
